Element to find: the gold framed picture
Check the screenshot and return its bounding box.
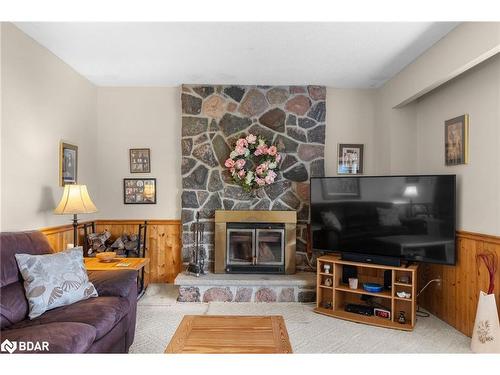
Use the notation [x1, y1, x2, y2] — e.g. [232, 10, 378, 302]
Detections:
[129, 148, 151, 173]
[123, 178, 156, 204]
[337, 144, 364, 174]
[445, 114, 469, 166]
[60, 142, 78, 186]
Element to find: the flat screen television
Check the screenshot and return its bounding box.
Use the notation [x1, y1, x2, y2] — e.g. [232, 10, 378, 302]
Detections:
[310, 175, 456, 265]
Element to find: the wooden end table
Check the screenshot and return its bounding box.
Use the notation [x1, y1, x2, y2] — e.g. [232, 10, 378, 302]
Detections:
[84, 257, 150, 299]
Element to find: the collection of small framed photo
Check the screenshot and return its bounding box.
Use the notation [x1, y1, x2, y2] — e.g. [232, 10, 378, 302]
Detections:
[124, 148, 156, 204]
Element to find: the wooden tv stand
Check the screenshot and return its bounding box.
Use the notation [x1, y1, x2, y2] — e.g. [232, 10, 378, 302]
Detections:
[314, 255, 418, 331]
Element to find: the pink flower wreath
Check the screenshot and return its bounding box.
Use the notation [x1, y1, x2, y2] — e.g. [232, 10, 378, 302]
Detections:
[224, 133, 281, 191]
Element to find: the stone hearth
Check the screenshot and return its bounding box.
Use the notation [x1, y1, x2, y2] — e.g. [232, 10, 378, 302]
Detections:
[175, 272, 316, 303]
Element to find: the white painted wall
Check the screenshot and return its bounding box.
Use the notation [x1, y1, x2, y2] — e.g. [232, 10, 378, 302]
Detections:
[374, 22, 500, 236]
[414, 55, 500, 234]
[387, 22, 500, 108]
[1, 23, 99, 231]
[325, 88, 377, 176]
[96, 87, 181, 219]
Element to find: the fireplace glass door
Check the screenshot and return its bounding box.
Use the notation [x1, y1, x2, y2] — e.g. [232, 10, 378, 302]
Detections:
[227, 229, 254, 265]
[226, 223, 285, 273]
[256, 229, 284, 265]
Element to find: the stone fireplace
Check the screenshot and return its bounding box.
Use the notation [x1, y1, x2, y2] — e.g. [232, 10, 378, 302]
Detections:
[181, 84, 326, 273]
[214, 210, 296, 274]
[177, 84, 324, 303]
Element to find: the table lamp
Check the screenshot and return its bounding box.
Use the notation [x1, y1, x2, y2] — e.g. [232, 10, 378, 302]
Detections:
[403, 185, 418, 217]
[54, 184, 97, 246]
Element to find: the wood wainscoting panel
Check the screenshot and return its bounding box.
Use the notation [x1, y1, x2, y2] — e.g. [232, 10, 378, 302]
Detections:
[40, 219, 182, 285]
[95, 220, 182, 285]
[419, 231, 500, 337]
[40, 222, 89, 252]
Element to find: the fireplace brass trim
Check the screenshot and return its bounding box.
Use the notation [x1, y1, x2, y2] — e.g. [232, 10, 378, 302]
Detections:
[214, 210, 297, 274]
[215, 210, 296, 224]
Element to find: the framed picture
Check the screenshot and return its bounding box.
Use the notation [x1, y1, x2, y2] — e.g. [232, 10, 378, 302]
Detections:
[123, 178, 156, 204]
[129, 148, 151, 173]
[60, 142, 78, 186]
[338, 144, 364, 174]
[321, 177, 360, 200]
[445, 114, 469, 166]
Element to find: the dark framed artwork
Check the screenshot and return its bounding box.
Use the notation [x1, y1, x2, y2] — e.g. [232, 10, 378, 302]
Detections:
[129, 148, 151, 173]
[337, 144, 364, 174]
[321, 177, 360, 200]
[123, 178, 156, 204]
[445, 115, 469, 166]
[60, 142, 78, 186]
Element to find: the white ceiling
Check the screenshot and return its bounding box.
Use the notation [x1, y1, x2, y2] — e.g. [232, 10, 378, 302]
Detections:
[15, 22, 459, 88]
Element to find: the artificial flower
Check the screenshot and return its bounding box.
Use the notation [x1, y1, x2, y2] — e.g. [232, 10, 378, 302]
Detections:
[256, 178, 266, 186]
[235, 159, 246, 169]
[246, 134, 257, 144]
[236, 138, 248, 148]
[225, 158, 235, 168]
[235, 145, 246, 155]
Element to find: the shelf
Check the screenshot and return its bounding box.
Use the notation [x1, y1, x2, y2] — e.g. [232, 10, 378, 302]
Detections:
[394, 296, 414, 302]
[394, 282, 412, 287]
[335, 285, 392, 299]
[315, 307, 334, 315]
[314, 255, 417, 332]
[314, 308, 413, 331]
[318, 255, 418, 272]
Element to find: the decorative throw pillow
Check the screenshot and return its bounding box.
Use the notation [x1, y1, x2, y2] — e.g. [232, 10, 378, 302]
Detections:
[321, 211, 342, 231]
[377, 207, 402, 226]
[15, 247, 98, 319]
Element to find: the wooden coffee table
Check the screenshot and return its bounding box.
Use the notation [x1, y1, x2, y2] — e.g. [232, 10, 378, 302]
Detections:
[165, 315, 293, 354]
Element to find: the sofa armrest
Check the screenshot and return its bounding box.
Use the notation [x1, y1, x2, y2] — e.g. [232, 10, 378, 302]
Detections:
[87, 270, 137, 298]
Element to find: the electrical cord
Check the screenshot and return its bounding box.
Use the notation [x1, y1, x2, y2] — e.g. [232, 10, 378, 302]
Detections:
[415, 278, 441, 318]
[417, 278, 441, 298]
[416, 306, 430, 318]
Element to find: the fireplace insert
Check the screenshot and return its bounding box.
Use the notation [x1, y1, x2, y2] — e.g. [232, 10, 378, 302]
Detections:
[226, 222, 285, 273]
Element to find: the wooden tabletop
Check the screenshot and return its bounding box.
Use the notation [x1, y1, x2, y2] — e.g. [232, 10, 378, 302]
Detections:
[84, 257, 149, 271]
[165, 315, 293, 354]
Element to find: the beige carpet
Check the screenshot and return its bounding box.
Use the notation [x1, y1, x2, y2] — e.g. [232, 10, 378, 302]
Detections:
[129, 284, 472, 354]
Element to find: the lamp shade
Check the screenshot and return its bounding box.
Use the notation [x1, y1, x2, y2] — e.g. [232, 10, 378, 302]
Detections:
[403, 185, 418, 198]
[54, 184, 97, 215]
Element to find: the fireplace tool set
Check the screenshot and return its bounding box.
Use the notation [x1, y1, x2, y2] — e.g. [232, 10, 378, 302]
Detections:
[187, 212, 206, 277]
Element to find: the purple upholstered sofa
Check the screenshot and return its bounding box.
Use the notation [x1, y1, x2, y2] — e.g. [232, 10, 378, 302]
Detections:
[0, 231, 138, 353]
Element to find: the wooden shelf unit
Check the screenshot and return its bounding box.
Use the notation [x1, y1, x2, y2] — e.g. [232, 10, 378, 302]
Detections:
[314, 255, 418, 331]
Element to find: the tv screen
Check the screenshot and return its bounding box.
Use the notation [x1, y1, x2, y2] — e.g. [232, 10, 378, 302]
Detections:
[310, 175, 456, 265]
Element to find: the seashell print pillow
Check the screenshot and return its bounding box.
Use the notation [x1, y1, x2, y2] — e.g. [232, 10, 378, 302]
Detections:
[15, 247, 98, 319]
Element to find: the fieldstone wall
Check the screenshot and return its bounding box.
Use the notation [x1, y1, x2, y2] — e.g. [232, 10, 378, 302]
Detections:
[181, 85, 326, 271]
